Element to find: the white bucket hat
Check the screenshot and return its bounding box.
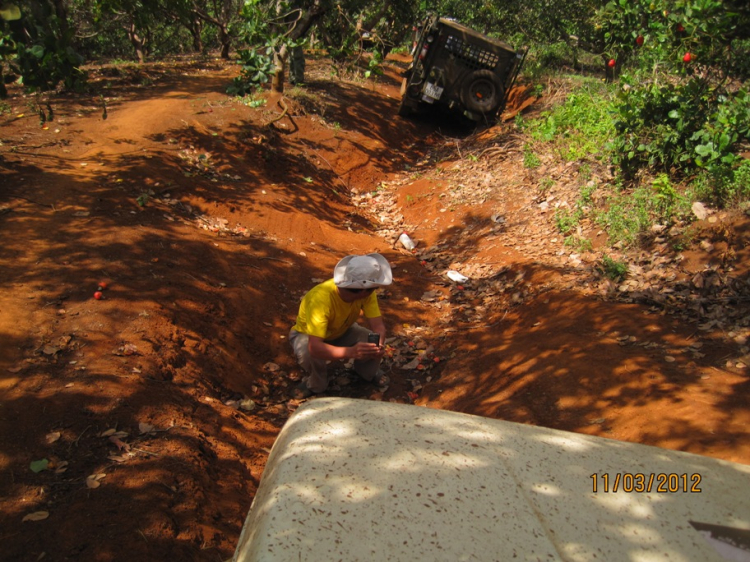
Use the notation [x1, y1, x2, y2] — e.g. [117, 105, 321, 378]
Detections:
[333, 253, 393, 289]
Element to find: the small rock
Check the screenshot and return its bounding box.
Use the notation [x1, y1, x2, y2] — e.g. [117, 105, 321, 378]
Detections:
[692, 201, 709, 220]
[240, 399, 256, 411]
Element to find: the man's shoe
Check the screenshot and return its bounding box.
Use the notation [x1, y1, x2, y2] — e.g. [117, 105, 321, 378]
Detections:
[291, 381, 313, 399]
[373, 371, 390, 387]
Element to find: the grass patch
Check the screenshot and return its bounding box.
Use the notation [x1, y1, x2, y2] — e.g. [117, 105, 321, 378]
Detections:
[527, 80, 616, 161]
[598, 255, 628, 280]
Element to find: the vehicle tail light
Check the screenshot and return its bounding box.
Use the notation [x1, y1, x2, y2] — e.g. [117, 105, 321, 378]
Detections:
[419, 34, 435, 60]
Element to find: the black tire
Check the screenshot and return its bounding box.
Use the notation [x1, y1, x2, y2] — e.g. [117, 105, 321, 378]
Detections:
[461, 69, 504, 115]
[398, 98, 413, 118]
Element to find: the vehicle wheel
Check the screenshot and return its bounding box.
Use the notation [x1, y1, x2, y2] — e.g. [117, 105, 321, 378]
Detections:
[461, 70, 503, 115]
[398, 97, 414, 118]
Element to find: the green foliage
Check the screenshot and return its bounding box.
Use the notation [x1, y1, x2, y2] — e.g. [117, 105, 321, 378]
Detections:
[523, 143, 541, 168]
[594, 175, 689, 246]
[527, 82, 615, 161]
[611, 79, 750, 183]
[598, 255, 628, 280]
[555, 207, 582, 235]
[0, 2, 86, 95]
[595, 190, 651, 246]
[564, 235, 592, 252]
[522, 42, 576, 78]
[596, 0, 748, 77]
[598, 0, 750, 203]
[579, 180, 596, 206]
[650, 173, 684, 220]
[227, 46, 275, 95]
[691, 157, 750, 206]
[363, 51, 383, 79]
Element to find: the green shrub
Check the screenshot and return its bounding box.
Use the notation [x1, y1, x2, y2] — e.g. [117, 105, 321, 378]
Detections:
[555, 207, 582, 235]
[527, 83, 615, 161]
[612, 80, 750, 186]
[564, 235, 593, 252]
[523, 144, 541, 168]
[692, 157, 750, 206]
[595, 190, 651, 246]
[227, 47, 275, 96]
[599, 255, 628, 280]
[594, 175, 689, 246]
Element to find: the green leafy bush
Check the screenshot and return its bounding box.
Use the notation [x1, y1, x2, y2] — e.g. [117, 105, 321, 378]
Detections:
[1, 4, 85, 95]
[527, 83, 615, 161]
[597, 0, 750, 201]
[612, 79, 750, 187]
[555, 207, 582, 235]
[227, 47, 275, 95]
[523, 144, 541, 168]
[598, 255, 628, 280]
[595, 174, 688, 245]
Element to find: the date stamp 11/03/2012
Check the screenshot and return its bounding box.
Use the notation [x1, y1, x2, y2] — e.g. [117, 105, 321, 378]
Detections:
[591, 472, 703, 493]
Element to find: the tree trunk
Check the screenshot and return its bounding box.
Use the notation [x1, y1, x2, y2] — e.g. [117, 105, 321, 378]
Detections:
[50, 0, 69, 35]
[269, 0, 325, 93]
[190, 18, 203, 53]
[218, 24, 231, 58]
[272, 43, 288, 92]
[126, 23, 146, 63]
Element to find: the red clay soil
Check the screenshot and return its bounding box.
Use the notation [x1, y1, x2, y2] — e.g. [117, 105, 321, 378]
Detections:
[0, 55, 748, 561]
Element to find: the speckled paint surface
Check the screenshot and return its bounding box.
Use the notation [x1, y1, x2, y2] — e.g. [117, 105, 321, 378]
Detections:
[234, 398, 750, 562]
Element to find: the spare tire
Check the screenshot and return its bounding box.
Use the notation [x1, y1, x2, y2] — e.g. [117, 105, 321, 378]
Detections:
[461, 69, 504, 115]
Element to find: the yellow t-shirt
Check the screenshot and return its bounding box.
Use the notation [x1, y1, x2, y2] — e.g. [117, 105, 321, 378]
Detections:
[293, 279, 381, 341]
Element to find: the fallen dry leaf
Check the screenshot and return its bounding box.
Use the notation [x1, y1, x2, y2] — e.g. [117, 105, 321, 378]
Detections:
[138, 422, 155, 434]
[401, 357, 421, 370]
[46, 432, 61, 444]
[22, 511, 50, 522]
[108, 436, 130, 451]
[108, 454, 131, 463]
[85, 473, 106, 488]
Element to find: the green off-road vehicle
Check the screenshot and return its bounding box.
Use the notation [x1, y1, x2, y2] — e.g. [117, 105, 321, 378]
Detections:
[398, 15, 525, 123]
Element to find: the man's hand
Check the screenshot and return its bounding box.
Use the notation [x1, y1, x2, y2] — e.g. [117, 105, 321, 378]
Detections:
[350, 342, 384, 360]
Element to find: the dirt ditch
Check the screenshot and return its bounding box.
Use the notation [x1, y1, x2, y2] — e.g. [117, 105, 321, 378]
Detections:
[0, 55, 748, 561]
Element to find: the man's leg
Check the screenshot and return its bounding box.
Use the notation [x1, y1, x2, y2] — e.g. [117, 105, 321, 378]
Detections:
[289, 46, 305, 85]
[289, 329, 329, 393]
[329, 323, 380, 381]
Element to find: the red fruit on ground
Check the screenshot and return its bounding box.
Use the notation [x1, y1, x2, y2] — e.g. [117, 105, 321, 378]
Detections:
[98, 281, 108, 290]
[94, 291, 103, 300]
[677, 24, 685, 32]
[608, 59, 616, 68]
[636, 35, 644, 46]
[683, 52, 692, 62]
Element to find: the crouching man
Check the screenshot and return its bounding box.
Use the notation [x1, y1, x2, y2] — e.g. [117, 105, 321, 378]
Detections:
[289, 253, 392, 398]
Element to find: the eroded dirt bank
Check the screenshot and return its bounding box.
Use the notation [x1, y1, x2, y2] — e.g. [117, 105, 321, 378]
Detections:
[0, 56, 748, 561]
